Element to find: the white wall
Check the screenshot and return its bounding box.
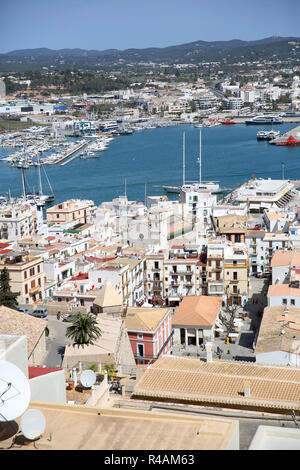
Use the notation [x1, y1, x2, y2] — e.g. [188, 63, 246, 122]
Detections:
[256, 350, 300, 367]
[0, 335, 28, 377]
[272, 265, 290, 285]
[29, 370, 67, 404]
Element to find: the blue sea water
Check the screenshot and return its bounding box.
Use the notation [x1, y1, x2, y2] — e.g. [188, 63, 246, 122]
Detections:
[0, 123, 299, 206]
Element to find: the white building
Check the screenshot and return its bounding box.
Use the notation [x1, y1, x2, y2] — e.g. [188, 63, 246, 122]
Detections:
[0, 199, 43, 241]
[233, 178, 297, 213]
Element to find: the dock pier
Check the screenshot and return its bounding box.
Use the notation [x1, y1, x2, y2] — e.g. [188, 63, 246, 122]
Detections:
[269, 124, 300, 145]
[54, 142, 88, 166]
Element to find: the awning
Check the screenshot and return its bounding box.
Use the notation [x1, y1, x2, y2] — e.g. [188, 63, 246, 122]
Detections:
[249, 203, 261, 209]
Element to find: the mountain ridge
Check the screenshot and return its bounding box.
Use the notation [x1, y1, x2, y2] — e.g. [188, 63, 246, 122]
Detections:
[1, 36, 299, 70]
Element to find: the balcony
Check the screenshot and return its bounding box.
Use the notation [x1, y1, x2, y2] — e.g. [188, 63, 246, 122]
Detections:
[29, 285, 40, 295]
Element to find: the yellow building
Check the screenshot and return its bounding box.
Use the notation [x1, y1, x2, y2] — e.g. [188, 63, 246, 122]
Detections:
[0, 252, 44, 304]
[223, 244, 249, 306]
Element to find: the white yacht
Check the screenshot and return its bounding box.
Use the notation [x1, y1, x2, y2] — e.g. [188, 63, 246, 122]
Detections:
[257, 130, 280, 141]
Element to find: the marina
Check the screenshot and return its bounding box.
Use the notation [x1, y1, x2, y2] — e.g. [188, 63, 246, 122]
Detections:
[0, 122, 299, 207]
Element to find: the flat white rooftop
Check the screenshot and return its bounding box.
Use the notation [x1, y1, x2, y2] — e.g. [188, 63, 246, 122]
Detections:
[249, 425, 300, 450]
[237, 179, 290, 196]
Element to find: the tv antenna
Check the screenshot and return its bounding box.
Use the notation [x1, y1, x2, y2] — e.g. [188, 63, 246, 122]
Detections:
[80, 369, 96, 388]
[0, 360, 31, 422]
[20, 408, 46, 441]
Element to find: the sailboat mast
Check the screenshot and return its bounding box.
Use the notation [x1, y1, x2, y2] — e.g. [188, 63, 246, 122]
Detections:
[37, 155, 43, 196]
[42, 164, 54, 196]
[182, 131, 186, 186]
[21, 167, 26, 199]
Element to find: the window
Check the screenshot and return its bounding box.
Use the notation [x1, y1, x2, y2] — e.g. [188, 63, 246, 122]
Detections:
[291, 299, 295, 306]
[25, 284, 28, 294]
[29, 267, 35, 276]
[24, 271, 27, 279]
[233, 272, 238, 280]
[154, 261, 159, 269]
[37, 265, 40, 273]
[137, 334, 143, 340]
[282, 298, 287, 305]
[137, 344, 144, 357]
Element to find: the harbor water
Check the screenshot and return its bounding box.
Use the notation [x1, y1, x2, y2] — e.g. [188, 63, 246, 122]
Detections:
[0, 123, 299, 206]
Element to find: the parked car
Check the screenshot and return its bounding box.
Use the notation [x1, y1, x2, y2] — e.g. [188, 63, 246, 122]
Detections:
[18, 307, 31, 315]
[30, 307, 48, 319]
[62, 313, 79, 322]
[253, 272, 264, 278]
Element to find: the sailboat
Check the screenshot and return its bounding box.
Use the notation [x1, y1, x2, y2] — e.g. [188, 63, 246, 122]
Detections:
[186, 127, 220, 193]
[26, 155, 55, 205]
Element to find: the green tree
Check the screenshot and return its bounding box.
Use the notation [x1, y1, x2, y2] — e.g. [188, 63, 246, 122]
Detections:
[0, 267, 20, 310]
[66, 313, 102, 348]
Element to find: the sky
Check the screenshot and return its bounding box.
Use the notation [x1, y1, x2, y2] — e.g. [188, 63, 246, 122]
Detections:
[0, 0, 299, 53]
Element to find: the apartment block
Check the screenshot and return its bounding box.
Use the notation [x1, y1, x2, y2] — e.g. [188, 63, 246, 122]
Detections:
[0, 252, 44, 304]
[223, 244, 249, 307]
[46, 199, 95, 225]
[0, 199, 42, 241]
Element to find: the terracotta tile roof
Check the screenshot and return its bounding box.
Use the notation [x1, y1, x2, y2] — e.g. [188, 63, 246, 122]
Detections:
[133, 355, 300, 411]
[271, 250, 300, 268]
[0, 243, 10, 249]
[125, 307, 170, 332]
[255, 306, 300, 355]
[0, 305, 47, 358]
[266, 211, 285, 221]
[28, 366, 62, 379]
[172, 296, 222, 327]
[267, 285, 300, 297]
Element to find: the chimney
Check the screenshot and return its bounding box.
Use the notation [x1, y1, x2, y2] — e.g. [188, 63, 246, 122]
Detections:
[206, 342, 212, 363]
[244, 380, 251, 397]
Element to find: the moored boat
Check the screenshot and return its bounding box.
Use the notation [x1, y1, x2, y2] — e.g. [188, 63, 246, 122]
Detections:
[246, 115, 283, 125]
[257, 130, 280, 141]
[275, 136, 300, 146]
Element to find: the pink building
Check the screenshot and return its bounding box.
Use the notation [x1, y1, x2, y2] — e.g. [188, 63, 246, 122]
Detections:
[46, 199, 93, 225]
[125, 307, 173, 365]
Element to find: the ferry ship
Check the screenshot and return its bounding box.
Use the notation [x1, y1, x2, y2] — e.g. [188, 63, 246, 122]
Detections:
[245, 115, 283, 125]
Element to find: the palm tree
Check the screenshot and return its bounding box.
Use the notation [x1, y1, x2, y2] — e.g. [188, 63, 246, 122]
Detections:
[66, 313, 102, 348]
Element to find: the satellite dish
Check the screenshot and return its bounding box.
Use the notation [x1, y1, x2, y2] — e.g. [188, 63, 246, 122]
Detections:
[80, 369, 96, 388]
[20, 409, 46, 440]
[0, 360, 31, 422]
